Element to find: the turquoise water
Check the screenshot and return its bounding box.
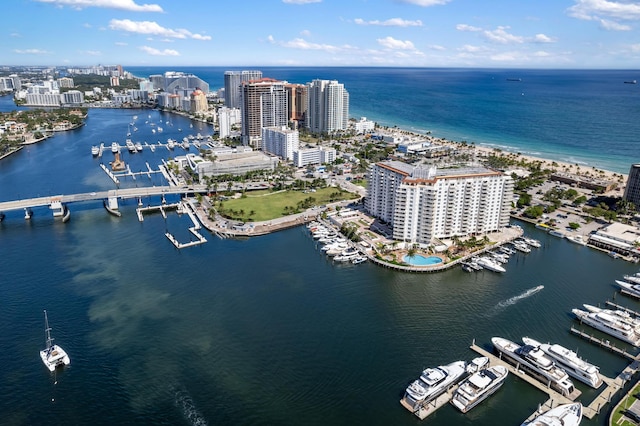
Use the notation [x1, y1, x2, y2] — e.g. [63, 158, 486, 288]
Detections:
[1, 72, 640, 425]
[403, 254, 443, 266]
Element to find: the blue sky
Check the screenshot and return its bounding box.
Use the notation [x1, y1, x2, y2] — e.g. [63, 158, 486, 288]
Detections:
[4, 0, 640, 68]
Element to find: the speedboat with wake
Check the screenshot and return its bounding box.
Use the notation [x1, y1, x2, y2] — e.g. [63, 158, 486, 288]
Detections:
[520, 402, 582, 426]
[522, 337, 602, 388]
[400, 360, 467, 412]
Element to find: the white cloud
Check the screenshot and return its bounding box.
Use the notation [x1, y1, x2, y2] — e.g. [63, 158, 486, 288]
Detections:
[109, 19, 211, 40]
[483, 26, 524, 44]
[377, 36, 416, 50]
[397, 0, 451, 6]
[81, 50, 102, 56]
[83, 23, 92, 28]
[354, 17, 423, 27]
[458, 44, 486, 53]
[282, 0, 321, 3]
[599, 18, 631, 30]
[300, 30, 311, 37]
[456, 24, 482, 32]
[268, 35, 353, 53]
[568, 0, 640, 21]
[13, 48, 51, 55]
[531, 33, 556, 43]
[114, 41, 128, 46]
[630, 43, 640, 53]
[10, 33, 21, 38]
[428, 44, 446, 51]
[139, 46, 180, 56]
[34, 0, 162, 12]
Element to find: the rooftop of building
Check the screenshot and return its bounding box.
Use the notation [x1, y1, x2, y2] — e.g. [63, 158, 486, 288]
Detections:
[377, 160, 501, 181]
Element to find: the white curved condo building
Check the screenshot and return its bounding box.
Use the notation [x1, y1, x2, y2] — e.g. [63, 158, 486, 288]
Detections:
[365, 161, 513, 245]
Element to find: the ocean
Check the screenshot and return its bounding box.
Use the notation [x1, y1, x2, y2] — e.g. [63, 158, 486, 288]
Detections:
[0, 69, 639, 425]
[129, 66, 640, 174]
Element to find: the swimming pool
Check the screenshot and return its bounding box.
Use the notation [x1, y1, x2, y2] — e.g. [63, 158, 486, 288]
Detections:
[403, 254, 443, 266]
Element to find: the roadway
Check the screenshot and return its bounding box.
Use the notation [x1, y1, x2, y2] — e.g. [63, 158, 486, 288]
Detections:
[0, 184, 208, 213]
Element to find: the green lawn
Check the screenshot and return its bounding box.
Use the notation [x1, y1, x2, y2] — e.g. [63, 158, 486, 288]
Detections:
[611, 382, 640, 426]
[216, 187, 359, 222]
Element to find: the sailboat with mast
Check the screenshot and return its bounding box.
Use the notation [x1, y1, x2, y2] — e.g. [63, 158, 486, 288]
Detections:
[39, 310, 70, 372]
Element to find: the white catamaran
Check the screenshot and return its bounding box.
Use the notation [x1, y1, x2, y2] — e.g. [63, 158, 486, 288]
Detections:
[40, 310, 70, 372]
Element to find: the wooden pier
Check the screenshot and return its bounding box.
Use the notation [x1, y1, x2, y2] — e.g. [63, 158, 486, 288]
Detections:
[569, 327, 637, 360]
[400, 384, 461, 420]
[605, 300, 640, 317]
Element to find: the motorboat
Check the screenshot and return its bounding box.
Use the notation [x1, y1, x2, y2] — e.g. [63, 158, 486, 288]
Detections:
[623, 274, 640, 285]
[476, 257, 506, 273]
[520, 402, 582, 426]
[512, 242, 531, 253]
[400, 360, 467, 411]
[548, 229, 566, 238]
[40, 310, 70, 372]
[566, 234, 587, 245]
[351, 256, 368, 264]
[461, 262, 475, 273]
[91, 145, 99, 156]
[522, 337, 602, 388]
[135, 141, 143, 151]
[111, 142, 119, 153]
[499, 246, 515, 255]
[126, 139, 136, 152]
[167, 139, 175, 149]
[492, 337, 576, 397]
[24, 208, 33, 220]
[616, 280, 640, 298]
[582, 304, 640, 328]
[523, 237, 541, 248]
[572, 308, 640, 346]
[451, 364, 508, 413]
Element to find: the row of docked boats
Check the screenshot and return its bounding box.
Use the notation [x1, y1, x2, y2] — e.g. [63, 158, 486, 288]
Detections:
[400, 352, 583, 424]
[401, 356, 508, 415]
[308, 222, 367, 265]
[572, 303, 640, 346]
[460, 237, 540, 273]
[615, 272, 640, 299]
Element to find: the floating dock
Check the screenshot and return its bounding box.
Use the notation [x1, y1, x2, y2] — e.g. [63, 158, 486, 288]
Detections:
[137, 201, 207, 249]
[400, 383, 461, 420]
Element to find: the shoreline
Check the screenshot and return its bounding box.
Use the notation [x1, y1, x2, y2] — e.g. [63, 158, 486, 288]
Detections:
[383, 126, 628, 186]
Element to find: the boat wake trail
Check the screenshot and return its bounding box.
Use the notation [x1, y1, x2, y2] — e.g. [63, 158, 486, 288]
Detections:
[174, 387, 208, 426]
[495, 285, 544, 310]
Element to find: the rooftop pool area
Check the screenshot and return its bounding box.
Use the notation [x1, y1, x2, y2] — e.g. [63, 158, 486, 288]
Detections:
[403, 254, 443, 266]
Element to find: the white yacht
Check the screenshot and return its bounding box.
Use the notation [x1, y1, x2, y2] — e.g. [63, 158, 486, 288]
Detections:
[512, 242, 531, 253]
[40, 310, 71, 372]
[520, 402, 583, 426]
[451, 364, 508, 413]
[523, 237, 541, 248]
[476, 257, 506, 273]
[616, 280, 640, 298]
[566, 234, 587, 245]
[548, 229, 566, 238]
[492, 337, 576, 398]
[572, 308, 640, 346]
[126, 139, 136, 152]
[582, 304, 640, 328]
[135, 141, 143, 151]
[522, 337, 602, 388]
[400, 360, 467, 411]
[167, 139, 176, 150]
[623, 274, 640, 285]
[91, 145, 99, 156]
[111, 142, 119, 153]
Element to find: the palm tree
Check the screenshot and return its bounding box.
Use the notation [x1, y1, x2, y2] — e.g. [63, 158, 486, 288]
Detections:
[407, 245, 418, 258]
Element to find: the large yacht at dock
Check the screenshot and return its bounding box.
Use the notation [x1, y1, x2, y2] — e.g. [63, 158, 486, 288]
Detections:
[520, 402, 582, 426]
[492, 337, 576, 398]
[450, 364, 508, 413]
[400, 360, 467, 412]
[522, 337, 602, 388]
[572, 307, 640, 346]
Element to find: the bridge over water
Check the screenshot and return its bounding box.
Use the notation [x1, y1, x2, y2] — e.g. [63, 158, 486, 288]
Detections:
[0, 185, 208, 217]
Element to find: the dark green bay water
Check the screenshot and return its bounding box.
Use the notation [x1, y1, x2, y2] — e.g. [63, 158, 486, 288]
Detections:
[0, 100, 639, 425]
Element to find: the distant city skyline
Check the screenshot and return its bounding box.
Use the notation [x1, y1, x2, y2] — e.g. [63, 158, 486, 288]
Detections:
[4, 0, 640, 69]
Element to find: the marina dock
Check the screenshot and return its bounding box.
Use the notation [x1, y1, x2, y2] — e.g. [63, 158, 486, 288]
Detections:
[400, 384, 460, 420]
[471, 337, 638, 421]
[137, 201, 207, 249]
